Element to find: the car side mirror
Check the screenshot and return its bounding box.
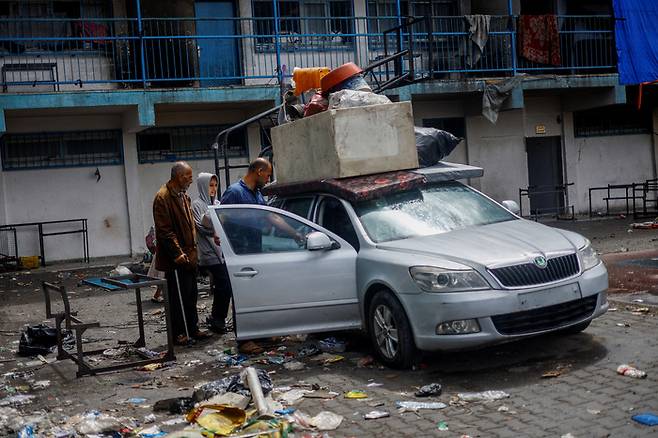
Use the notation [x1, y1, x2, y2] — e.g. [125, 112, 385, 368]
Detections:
[306, 231, 333, 251]
[501, 200, 520, 215]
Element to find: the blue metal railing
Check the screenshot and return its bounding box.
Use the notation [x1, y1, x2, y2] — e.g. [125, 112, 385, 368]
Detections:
[0, 15, 616, 92]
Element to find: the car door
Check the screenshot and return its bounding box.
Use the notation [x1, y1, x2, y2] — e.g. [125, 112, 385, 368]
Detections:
[209, 204, 360, 340]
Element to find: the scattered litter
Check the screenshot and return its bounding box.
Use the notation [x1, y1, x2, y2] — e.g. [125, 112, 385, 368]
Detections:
[238, 341, 264, 355]
[31, 380, 50, 390]
[616, 322, 631, 328]
[587, 409, 601, 415]
[631, 413, 658, 426]
[415, 383, 442, 397]
[357, 356, 375, 367]
[437, 421, 449, 431]
[193, 369, 273, 401]
[297, 345, 320, 358]
[275, 408, 296, 415]
[303, 390, 339, 400]
[345, 390, 368, 399]
[185, 360, 203, 367]
[119, 397, 147, 405]
[74, 411, 122, 435]
[138, 425, 166, 437]
[143, 414, 156, 424]
[561, 434, 576, 438]
[542, 370, 562, 378]
[153, 397, 195, 415]
[313, 353, 344, 365]
[395, 401, 447, 411]
[0, 395, 35, 407]
[364, 410, 389, 420]
[497, 406, 516, 414]
[283, 361, 305, 371]
[617, 364, 647, 379]
[367, 382, 383, 388]
[632, 299, 645, 303]
[310, 411, 343, 431]
[110, 265, 132, 276]
[368, 401, 385, 408]
[279, 389, 311, 405]
[161, 417, 187, 426]
[186, 404, 246, 436]
[318, 337, 347, 353]
[138, 363, 169, 372]
[457, 391, 510, 402]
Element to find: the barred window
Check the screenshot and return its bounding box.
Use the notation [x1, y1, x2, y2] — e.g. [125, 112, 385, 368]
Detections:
[573, 105, 652, 137]
[136, 125, 247, 163]
[1, 130, 123, 170]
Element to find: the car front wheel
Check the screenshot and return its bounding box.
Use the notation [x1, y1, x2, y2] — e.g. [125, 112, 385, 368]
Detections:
[368, 290, 416, 369]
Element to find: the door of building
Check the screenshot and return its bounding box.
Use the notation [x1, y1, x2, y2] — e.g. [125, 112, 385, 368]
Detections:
[526, 136, 564, 216]
[194, 1, 240, 86]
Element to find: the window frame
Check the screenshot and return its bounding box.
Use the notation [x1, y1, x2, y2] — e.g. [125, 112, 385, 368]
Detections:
[251, 0, 355, 53]
[573, 105, 652, 138]
[0, 129, 123, 171]
[136, 124, 248, 164]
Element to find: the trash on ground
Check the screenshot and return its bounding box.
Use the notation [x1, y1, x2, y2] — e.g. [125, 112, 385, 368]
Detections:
[296, 345, 320, 358]
[395, 401, 448, 411]
[153, 397, 195, 415]
[200, 392, 250, 410]
[312, 353, 344, 365]
[457, 391, 510, 402]
[357, 356, 375, 367]
[18, 324, 70, 357]
[238, 341, 264, 355]
[245, 366, 270, 415]
[278, 389, 311, 405]
[73, 411, 122, 435]
[617, 364, 647, 379]
[437, 421, 449, 431]
[303, 390, 339, 400]
[283, 361, 305, 371]
[186, 404, 246, 436]
[364, 410, 390, 420]
[587, 409, 601, 415]
[0, 394, 36, 407]
[318, 337, 347, 353]
[415, 383, 442, 397]
[631, 413, 658, 426]
[345, 390, 368, 399]
[497, 406, 516, 414]
[367, 382, 383, 387]
[310, 411, 343, 431]
[194, 369, 273, 401]
[541, 370, 562, 378]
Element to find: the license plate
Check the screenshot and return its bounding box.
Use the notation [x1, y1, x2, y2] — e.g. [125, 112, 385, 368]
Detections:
[517, 283, 582, 311]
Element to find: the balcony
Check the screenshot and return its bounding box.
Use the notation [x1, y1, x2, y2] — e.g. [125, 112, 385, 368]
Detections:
[0, 15, 616, 93]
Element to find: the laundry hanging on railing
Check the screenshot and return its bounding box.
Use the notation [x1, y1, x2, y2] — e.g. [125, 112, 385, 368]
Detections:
[518, 15, 561, 66]
[613, 0, 658, 84]
[465, 15, 491, 67]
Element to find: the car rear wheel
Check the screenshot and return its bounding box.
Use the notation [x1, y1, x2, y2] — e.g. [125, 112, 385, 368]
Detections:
[368, 290, 416, 369]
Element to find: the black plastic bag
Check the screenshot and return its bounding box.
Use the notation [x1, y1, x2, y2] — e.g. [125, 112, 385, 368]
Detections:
[18, 324, 58, 356]
[153, 397, 195, 415]
[414, 127, 462, 167]
[193, 369, 273, 402]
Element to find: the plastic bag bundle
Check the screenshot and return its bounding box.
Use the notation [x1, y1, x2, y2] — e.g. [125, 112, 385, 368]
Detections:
[414, 126, 462, 167]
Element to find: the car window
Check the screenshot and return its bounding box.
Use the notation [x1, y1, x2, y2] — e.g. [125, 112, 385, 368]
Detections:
[353, 182, 516, 243]
[318, 197, 360, 251]
[282, 197, 314, 220]
[216, 208, 315, 255]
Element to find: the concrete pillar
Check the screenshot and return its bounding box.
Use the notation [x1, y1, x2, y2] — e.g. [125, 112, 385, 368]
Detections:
[0, 153, 7, 226]
[121, 131, 146, 256]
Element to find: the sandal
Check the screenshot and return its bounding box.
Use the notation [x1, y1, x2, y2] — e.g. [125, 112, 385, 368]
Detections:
[175, 335, 195, 346]
[192, 330, 212, 340]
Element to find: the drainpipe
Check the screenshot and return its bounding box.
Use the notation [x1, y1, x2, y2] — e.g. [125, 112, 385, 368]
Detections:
[273, 0, 284, 97]
[135, 0, 147, 88]
[508, 0, 517, 76]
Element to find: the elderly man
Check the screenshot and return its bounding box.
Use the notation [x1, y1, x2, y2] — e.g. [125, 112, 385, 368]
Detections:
[153, 162, 211, 345]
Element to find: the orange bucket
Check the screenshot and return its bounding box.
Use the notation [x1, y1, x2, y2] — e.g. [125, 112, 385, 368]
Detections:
[292, 67, 330, 96]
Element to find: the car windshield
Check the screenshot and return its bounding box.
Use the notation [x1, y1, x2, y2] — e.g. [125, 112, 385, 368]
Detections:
[353, 182, 517, 243]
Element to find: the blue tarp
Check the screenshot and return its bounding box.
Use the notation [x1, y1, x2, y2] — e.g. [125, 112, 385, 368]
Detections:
[613, 0, 658, 84]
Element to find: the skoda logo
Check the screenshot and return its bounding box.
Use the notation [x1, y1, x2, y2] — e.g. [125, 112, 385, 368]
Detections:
[533, 256, 548, 269]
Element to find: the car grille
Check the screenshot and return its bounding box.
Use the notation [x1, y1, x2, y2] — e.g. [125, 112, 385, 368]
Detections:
[491, 294, 598, 335]
[490, 253, 579, 288]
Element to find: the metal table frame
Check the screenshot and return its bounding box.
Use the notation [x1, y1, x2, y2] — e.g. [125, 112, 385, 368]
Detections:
[43, 274, 175, 377]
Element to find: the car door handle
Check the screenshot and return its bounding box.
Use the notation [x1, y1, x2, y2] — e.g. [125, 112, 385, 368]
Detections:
[234, 268, 258, 278]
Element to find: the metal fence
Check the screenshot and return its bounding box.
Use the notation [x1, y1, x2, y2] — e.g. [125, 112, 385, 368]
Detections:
[0, 15, 616, 91]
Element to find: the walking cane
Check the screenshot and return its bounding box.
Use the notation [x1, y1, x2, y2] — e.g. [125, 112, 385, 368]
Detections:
[174, 269, 192, 345]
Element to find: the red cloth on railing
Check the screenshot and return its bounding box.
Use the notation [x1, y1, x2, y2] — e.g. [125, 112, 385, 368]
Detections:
[518, 15, 561, 66]
[74, 21, 109, 44]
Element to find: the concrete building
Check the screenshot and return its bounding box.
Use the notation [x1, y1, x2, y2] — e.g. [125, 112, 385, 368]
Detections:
[0, 0, 656, 263]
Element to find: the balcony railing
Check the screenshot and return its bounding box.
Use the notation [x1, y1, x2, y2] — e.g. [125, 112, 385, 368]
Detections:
[0, 15, 616, 92]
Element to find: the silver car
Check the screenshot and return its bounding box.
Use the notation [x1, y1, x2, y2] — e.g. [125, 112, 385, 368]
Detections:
[209, 170, 608, 369]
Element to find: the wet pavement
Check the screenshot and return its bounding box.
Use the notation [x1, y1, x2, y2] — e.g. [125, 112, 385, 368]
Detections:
[0, 217, 657, 437]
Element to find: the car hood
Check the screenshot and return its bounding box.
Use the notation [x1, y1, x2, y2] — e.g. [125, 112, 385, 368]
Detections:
[376, 219, 584, 268]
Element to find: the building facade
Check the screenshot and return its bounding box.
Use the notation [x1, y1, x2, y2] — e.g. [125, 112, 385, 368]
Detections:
[0, 0, 656, 262]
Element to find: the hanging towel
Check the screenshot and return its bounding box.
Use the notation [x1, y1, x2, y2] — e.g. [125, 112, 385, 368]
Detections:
[465, 15, 491, 67]
[482, 75, 524, 124]
[518, 15, 561, 66]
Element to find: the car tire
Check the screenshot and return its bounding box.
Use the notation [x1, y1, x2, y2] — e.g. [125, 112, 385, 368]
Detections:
[368, 290, 416, 369]
[558, 320, 591, 335]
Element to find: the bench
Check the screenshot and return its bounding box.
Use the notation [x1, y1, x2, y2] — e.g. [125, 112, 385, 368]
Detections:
[2, 62, 59, 92]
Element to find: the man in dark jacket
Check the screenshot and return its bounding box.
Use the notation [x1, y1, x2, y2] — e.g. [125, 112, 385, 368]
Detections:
[153, 162, 210, 345]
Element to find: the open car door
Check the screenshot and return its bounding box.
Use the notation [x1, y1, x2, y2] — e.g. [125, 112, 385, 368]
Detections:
[209, 204, 360, 340]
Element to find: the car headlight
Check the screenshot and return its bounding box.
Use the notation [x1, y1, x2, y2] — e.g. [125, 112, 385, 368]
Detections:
[578, 240, 600, 271]
[410, 266, 489, 292]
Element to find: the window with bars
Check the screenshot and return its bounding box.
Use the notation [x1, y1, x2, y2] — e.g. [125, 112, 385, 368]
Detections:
[0, 130, 123, 170]
[573, 105, 652, 138]
[252, 0, 354, 51]
[136, 125, 248, 163]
